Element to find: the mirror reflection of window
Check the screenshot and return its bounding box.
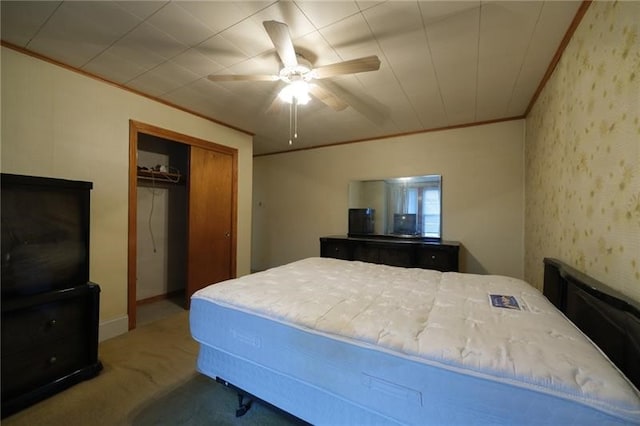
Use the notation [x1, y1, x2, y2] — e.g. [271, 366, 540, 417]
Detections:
[422, 186, 441, 237]
[385, 176, 440, 237]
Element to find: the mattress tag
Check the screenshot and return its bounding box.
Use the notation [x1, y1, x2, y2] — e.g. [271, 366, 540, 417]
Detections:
[489, 294, 528, 311]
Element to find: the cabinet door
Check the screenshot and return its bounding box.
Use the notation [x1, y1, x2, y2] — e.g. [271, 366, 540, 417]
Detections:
[378, 244, 414, 267]
[1, 285, 101, 414]
[353, 243, 379, 264]
[187, 146, 235, 305]
[415, 246, 458, 272]
[321, 239, 353, 260]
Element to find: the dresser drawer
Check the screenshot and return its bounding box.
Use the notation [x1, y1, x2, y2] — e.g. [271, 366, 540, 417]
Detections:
[1, 284, 101, 418]
[352, 244, 379, 263]
[2, 297, 87, 353]
[1, 334, 90, 399]
[320, 236, 460, 272]
[320, 240, 353, 260]
[376, 245, 414, 267]
[415, 247, 457, 272]
[353, 243, 415, 267]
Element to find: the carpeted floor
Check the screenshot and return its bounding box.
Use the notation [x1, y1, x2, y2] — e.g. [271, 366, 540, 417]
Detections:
[129, 373, 305, 425]
[2, 311, 305, 425]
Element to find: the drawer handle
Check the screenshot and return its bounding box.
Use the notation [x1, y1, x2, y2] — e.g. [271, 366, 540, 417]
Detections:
[48, 319, 57, 327]
[49, 356, 57, 365]
[431, 255, 436, 260]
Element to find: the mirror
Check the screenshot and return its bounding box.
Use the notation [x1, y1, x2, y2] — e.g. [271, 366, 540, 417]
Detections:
[348, 175, 442, 239]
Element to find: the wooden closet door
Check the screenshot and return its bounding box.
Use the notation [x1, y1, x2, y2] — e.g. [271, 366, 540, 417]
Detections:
[187, 146, 234, 305]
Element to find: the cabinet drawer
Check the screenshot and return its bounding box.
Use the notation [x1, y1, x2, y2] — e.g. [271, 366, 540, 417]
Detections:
[2, 297, 87, 353]
[353, 244, 379, 263]
[1, 334, 90, 399]
[320, 236, 460, 272]
[377, 246, 414, 267]
[1, 284, 101, 418]
[415, 248, 456, 272]
[353, 243, 414, 267]
[321, 241, 352, 260]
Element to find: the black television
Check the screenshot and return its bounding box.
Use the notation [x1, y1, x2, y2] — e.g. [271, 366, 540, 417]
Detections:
[1, 173, 92, 297]
[393, 213, 417, 235]
[348, 208, 375, 236]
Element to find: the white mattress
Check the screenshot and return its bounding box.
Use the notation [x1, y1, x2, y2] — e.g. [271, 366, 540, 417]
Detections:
[190, 257, 640, 424]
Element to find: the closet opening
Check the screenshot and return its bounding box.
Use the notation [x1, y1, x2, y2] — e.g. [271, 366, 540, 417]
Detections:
[128, 120, 238, 330]
[136, 134, 188, 326]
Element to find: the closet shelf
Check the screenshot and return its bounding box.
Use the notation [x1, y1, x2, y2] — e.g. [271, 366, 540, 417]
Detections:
[137, 169, 185, 185]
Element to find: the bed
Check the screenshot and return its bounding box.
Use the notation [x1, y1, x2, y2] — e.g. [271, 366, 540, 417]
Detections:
[189, 257, 640, 425]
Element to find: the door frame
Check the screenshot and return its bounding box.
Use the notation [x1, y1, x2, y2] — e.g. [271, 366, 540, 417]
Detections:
[128, 120, 238, 330]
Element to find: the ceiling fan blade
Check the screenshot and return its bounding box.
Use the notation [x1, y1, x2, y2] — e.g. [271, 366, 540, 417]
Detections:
[207, 74, 278, 82]
[263, 20, 298, 68]
[265, 95, 284, 115]
[313, 56, 381, 79]
[315, 80, 389, 125]
[308, 84, 348, 111]
[264, 84, 286, 115]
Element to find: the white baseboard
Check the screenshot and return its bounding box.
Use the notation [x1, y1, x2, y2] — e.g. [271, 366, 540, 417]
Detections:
[99, 315, 129, 342]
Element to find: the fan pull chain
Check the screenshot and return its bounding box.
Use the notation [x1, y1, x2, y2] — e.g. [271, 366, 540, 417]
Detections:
[288, 97, 301, 145]
[294, 97, 298, 140]
[288, 101, 293, 145]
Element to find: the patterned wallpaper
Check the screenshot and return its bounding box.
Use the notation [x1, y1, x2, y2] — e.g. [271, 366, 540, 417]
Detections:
[525, 0, 639, 302]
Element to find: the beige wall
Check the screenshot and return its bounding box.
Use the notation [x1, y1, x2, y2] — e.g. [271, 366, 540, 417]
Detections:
[0, 47, 254, 337]
[253, 119, 525, 278]
[525, 1, 639, 301]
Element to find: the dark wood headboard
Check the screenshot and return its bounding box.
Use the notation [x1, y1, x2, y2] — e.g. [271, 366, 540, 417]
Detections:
[543, 258, 640, 390]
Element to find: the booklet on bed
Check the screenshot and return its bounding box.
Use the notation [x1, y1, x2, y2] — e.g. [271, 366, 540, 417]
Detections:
[489, 294, 521, 310]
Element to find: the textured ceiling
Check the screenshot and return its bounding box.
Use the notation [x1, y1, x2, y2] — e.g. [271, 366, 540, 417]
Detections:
[1, 1, 582, 155]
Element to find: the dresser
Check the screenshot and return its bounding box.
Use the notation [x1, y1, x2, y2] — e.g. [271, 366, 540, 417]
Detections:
[1, 174, 102, 417]
[320, 235, 460, 272]
[1, 285, 102, 416]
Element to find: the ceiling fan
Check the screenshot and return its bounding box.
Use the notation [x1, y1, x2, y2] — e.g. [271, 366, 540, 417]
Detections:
[207, 21, 381, 144]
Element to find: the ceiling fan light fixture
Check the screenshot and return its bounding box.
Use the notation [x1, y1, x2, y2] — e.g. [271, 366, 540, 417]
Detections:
[279, 64, 312, 82]
[278, 80, 311, 105]
[207, 21, 382, 146]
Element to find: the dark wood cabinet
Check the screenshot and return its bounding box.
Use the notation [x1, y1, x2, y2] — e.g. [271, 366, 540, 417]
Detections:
[320, 235, 460, 272]
[321, 238, 353, 260]
[1, 285, 102, 416]
[1, 174, 102, 418]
